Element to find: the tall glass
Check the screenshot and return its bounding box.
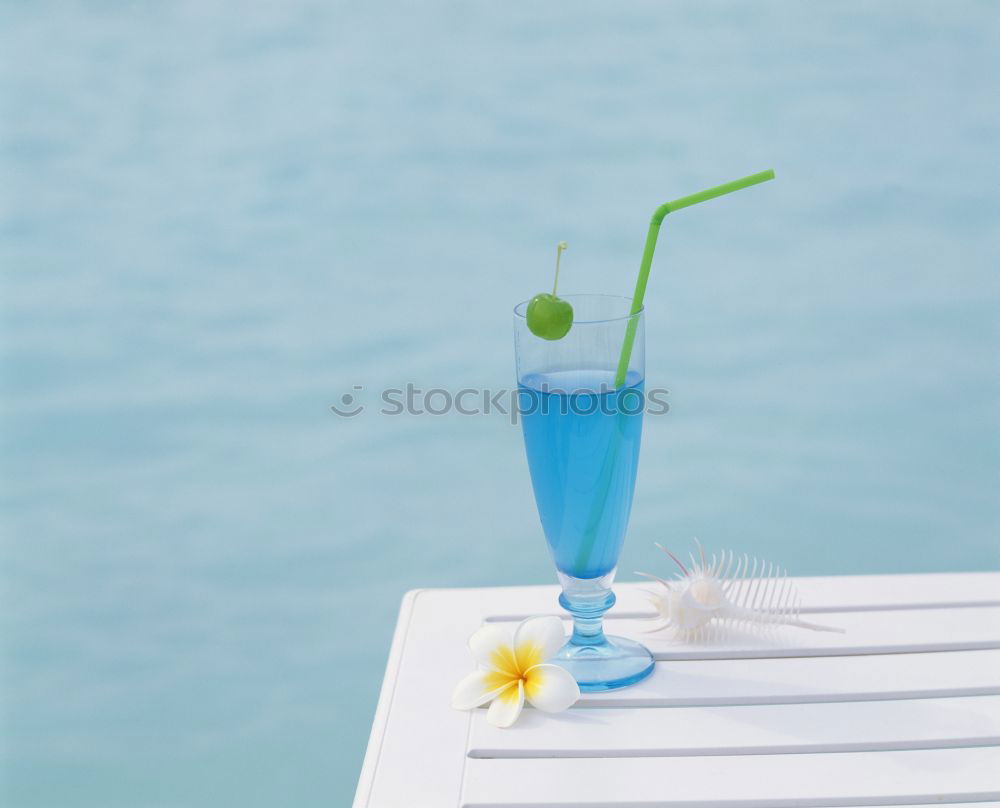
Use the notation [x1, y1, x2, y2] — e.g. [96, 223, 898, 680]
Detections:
[514, 294, 654, 691]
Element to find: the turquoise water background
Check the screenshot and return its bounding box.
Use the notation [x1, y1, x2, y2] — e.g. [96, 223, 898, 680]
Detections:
[2, 2, 998, 805]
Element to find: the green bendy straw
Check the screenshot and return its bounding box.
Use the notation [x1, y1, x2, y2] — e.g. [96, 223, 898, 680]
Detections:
[613, 169, 776, 387]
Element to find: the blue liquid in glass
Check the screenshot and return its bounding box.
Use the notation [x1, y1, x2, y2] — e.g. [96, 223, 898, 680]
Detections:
[519, 369, 644, 579]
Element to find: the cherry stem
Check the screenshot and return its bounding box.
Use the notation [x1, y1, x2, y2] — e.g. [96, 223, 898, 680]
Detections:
[552, 241, 568, 296]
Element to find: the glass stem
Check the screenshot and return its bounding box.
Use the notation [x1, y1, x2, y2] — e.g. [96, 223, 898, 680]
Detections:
[557, 570, 616, 647]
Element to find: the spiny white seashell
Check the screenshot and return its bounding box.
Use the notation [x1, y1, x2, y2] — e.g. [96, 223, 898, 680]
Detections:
[637, 541, 844, 640]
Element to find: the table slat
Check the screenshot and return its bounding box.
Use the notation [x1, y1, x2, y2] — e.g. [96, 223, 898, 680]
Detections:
[470, 694, 1000, 758]
[356, 590, 475, 808]
[483, 572, 1000, 619]
[581, 648, 1000, 706]
[461, 747, 1000, 807]
[600, 605, 1000, 659]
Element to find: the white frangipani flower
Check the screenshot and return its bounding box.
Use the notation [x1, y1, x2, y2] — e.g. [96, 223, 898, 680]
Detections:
[451, 616, 580, 728]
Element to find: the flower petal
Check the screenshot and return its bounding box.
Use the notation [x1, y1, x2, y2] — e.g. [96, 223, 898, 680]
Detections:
[451, 669, 515, 710]
[486, 679, 524, 728]
[512, 616, 566, 671]
[468, 623, 518, 675]
[523, 663, 580, 713]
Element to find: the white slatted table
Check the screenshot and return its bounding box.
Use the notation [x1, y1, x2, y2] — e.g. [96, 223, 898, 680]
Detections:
[353, 572, 1000, 807]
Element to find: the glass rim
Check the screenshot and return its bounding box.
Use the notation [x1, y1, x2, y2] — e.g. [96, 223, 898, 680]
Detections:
[513, 293, 643, 325]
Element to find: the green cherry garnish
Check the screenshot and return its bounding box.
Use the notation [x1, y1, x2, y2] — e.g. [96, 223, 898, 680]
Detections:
[527, 293, 573, 340]
[526, 241, 573, 340]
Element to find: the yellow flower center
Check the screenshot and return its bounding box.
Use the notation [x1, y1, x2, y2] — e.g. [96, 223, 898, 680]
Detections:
[484, 642, 546, 703]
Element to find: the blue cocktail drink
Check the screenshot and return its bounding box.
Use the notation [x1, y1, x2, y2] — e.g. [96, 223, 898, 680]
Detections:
[518, 370, 644, 580]
[513, 174, 775, 691]
[514, 295, 654, 691]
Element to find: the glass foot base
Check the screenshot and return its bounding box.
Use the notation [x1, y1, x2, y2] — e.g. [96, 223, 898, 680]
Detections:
[552, 635, 655, 692]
